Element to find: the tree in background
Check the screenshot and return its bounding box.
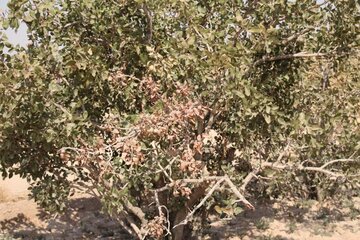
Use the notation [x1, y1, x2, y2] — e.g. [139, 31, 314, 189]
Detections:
[0, 0, 359, 239]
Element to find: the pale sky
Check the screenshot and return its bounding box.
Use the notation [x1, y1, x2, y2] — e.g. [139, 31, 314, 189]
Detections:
[0, 1, 8, 9]
[1, 0, 29, 47]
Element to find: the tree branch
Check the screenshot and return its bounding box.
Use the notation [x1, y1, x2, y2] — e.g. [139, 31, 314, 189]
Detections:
[319, 159, 356, 169]
[224, 175, 255, 210]
[171, 175, 254, 230]
[261, 158, 357, 178]
[254, 52, 328, 66]
[142, 3, 153, 44]
[173, 178, 225, 229]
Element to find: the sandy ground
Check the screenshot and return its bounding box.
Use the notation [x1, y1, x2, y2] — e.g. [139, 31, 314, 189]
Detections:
[1, 176, 359, 239]
[0, 176, 129, 239]
[204, 199, 360, 240]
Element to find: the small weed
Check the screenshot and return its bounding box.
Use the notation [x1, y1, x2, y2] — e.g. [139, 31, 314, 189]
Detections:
[255, 217, 270, 231]
[286, 220, 297, 233]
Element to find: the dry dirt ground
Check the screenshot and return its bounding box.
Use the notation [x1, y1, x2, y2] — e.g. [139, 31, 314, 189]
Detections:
[0, 176, 129, 239]
[0, 176, 359, 240]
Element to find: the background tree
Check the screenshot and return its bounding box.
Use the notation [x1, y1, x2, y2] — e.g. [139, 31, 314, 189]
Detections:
[1, 0, 359, 239]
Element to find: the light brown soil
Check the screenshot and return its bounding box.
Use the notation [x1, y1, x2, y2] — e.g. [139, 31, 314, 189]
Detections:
[1, 176, 359, 240]
[0, 176, 129, 239]
[203, 198, 360, 240]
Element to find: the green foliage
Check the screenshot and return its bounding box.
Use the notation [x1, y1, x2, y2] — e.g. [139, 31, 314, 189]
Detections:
[1, 0, 359, 239]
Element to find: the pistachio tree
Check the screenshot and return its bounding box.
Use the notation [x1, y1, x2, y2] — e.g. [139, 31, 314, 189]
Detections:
[1, 0, 359, 239]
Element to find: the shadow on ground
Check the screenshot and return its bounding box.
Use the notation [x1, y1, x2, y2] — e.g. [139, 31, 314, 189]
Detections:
[198, 198, 360, 240]
[0, 197, 132, 240]
[1, 197, 359, 239]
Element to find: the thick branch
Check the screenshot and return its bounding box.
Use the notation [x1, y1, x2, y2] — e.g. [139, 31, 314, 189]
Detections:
[224, 175, 255, 210]
[240, 170, 260, 192]
[124, 200, 148, 227]
[171, 175, 254, 233]
[122, 210, 143, 239]
[173, 178, 225, 229]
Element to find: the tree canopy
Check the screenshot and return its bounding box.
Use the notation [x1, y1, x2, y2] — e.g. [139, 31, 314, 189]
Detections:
[1, 0, 359, 239]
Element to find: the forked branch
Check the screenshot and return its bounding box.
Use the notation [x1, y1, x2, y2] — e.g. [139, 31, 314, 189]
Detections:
[171, 175, 254, 229]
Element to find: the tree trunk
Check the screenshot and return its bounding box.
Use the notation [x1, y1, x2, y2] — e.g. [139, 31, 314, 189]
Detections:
[172, 184, 208, 240]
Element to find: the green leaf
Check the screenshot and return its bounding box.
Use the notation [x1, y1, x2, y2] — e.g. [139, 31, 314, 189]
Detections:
[187, 36, 196, 46]
[264, 114, 271, 124]
[244, 86, 251, 97]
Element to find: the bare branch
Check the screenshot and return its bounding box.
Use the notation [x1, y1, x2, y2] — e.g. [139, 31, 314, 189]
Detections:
[154, 157, 178, 174]
[173, 178, 225, 229]
[121, 210, 143, 239]
[154, 191, 163, 217]
[170, 174, 255, 230]
[224, 175, 255, 210]
[241, 144, 290, 192]
[157, 162, 174, 182]
[58, 147, 85, 154]
[319, 159, 356, 169]
[153, 176, 224, 193]
[154, 191, 171, 238]
[240, 170, 260, 192]
[261, 158, 357, 178]
[116, 213, 139, 239]
[124, 200, 148, 227]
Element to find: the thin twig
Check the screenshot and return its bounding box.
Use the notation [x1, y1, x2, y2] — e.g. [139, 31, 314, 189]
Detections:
[154, 191, 171, 237]
[160, 205, 171, 237]
[154, 157, 178, 174]
[58, 147, 87, 154]
[157, 162, 174, 182]
[299, 166, 341, 178]
[154, 191, 163, 217]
